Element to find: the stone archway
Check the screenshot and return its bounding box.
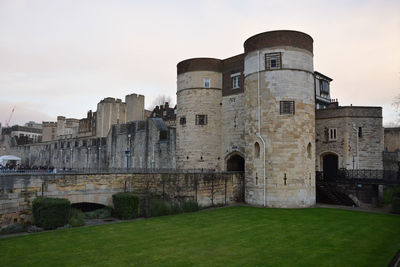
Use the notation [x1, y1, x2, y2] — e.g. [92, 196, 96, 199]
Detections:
[226, 153, 245, 172]
[322, 153, 338, 180]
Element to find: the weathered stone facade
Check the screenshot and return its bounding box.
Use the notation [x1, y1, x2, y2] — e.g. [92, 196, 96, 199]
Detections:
[384, 127, 400, 152]
[316, 106, 383, 171]
[0, 172, 243, 227]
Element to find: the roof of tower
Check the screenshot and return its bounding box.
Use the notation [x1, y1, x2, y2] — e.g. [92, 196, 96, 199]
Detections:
[244, 30, 313, 54]
[177, 58, 222, 75]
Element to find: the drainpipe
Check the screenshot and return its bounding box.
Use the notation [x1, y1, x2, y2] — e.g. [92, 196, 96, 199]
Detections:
[352, 124, 359, 169]
[257, 50, 267, 207]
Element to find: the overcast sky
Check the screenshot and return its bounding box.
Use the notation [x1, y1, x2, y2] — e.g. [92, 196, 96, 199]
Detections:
[0, 0, 399, 126]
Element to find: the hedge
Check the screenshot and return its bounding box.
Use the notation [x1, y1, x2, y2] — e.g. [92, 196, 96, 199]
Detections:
[32, 197, 71, 230]
[182, 200, 200, 212]
[69, 208, 85, 227]
[392, 197, 400, 214]
[148, 199, 171, 217]
[112, 193, 139, 219]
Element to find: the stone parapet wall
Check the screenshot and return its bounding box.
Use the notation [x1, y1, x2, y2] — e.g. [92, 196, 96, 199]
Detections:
[0, 172, 244, 228]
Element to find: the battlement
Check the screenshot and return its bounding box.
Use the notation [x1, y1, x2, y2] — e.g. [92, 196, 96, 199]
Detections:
[100, 97, 123, 104]
[42, 122, 57, 127]
[316, 106, 382, 119]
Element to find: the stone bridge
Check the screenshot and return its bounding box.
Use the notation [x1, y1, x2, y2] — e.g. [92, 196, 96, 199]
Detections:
[0, 172, 244, 227]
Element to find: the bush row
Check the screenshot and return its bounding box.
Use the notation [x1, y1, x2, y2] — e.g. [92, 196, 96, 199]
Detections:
[30, 194, 200, 230]
[148, 199, 200, 217]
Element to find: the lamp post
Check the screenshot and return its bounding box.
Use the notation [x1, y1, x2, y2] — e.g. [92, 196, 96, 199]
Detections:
[98, 146, 101, 171]
[125, 148, 130, 173]
[87, 147, 91, 171]
[70, 148, 73, 170]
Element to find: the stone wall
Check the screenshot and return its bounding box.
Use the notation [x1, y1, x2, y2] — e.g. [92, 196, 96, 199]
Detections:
[316, 106, 383, 170]
[221, 93, 246, 168]
[0, 172, 244, 228]
[384, 127, 400, 152]
[1, 118, 176, 171]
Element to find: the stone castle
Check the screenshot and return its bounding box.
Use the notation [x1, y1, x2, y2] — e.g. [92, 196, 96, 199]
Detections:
[0, 30, 389, 208]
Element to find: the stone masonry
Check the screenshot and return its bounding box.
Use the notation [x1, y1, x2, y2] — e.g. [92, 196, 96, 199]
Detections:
[0, 172, 243, 228]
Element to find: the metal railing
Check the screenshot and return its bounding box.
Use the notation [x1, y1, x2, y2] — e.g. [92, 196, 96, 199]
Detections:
[316, 169, 400, 185]
[0, 167, 236, 176]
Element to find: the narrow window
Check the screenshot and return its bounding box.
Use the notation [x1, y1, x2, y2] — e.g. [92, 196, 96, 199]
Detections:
[328, 128, 337, 141]
[307, 142, 312, 159]
[195, 115, 207, 125]
[280, 101, 295, 115]
[254, 142, 260, 159]
[358, 127, 362, 138]
[204, 78, 210, 88]
[265, 52, 282, 70]
[179, 116, 186, 125]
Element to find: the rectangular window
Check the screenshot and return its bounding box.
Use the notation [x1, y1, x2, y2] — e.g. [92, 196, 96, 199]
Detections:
[320, 80, 330, 94]
[231, 73, 241, 89]
[179, 117, 186, 125]
[280, 101, 295, 115]
[204, 78, 210, 88]
[195, 114, 207, 125]
[329, 128, 337, 141]
[265, 52, 282, 70]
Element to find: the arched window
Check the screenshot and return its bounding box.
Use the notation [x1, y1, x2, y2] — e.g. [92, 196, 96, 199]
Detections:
[254, 142, 260, 159]
[307, 142, 312, 159]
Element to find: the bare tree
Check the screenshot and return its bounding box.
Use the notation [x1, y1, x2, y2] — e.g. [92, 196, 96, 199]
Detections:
[392, 93, 400, 126]
[150, 95, 174, 109]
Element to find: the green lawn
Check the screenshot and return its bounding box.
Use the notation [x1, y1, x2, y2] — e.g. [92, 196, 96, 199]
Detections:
[1, 206, 399, 266]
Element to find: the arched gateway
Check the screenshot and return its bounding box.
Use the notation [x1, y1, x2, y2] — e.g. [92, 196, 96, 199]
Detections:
[226, 153, 245, 172]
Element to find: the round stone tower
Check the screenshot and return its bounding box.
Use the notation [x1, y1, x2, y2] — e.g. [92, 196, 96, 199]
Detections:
[176, 58, 223, 170]
[243, 30, 316, 207]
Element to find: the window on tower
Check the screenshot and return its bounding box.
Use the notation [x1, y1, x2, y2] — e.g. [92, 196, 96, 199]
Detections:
[231, 73, 241, 89]
[204, 78, 211, 88]
[280, 101, 295, 115]
[265, 52, 282, 70]
[195, 114, 207, 125]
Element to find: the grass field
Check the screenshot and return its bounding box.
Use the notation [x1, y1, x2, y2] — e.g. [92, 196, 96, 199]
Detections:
[1, 206, 399, 266]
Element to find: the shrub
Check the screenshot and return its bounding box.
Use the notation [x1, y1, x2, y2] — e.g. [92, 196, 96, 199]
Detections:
[392, 197, 400, 214]
[182, 200, 200, 213]
[32, 197, 71, 230]
[112, 193, 139, 219]
[383, 186, 400, 204]
[170, 203, 183, 215]
[69, 208, 85, 227]
[84, 207, 113, 219]
[148, 199, 171, 217]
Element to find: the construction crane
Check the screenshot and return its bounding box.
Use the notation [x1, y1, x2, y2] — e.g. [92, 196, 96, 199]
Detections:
[5, 106, 15, 127]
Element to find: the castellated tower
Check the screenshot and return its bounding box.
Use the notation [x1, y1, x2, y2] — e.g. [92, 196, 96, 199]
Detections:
[125, 93, 145, 122]
[243, 31, 316, 207]
[176, 58, 222, 170]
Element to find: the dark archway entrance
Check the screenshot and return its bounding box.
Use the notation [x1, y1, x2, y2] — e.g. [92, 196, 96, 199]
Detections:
[226, 154, 245, 171]
[323, 154, 338, 180]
